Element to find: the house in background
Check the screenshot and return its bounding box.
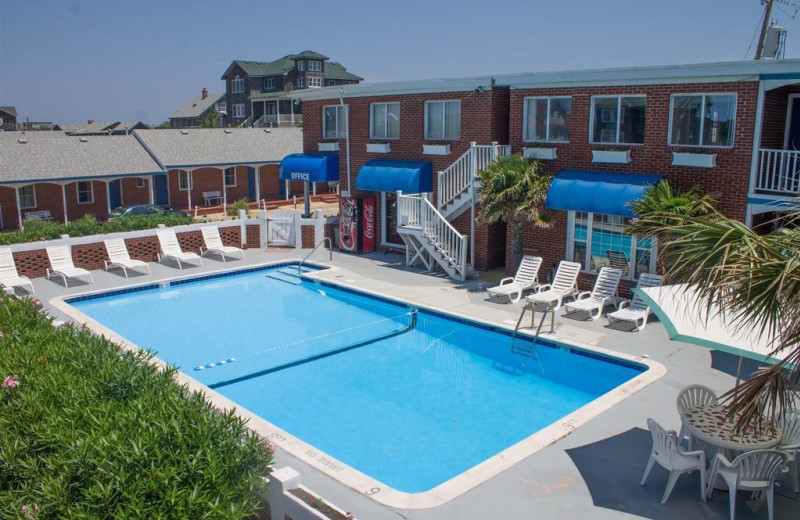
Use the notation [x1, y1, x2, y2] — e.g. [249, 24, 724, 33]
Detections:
[62, 120, 150, 136]
[221, 50, 362, 127]
[169, 88, 225, 128]
[0, 106, 18, 131]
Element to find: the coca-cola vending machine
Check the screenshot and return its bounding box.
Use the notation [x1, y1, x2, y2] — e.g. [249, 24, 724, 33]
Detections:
[338, 197, 376, 253]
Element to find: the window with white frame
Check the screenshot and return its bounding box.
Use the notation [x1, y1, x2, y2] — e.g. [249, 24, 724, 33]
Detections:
[370, 102, 400, 139]
[569, 211, 656, 279]
[523, 97, 572, 142]
[669, 93, 736, 147]
[308, 76, 322, 88]
[308, 60, 322, 72]
[216, 102, 227, 114]
[224, 167, 236, 187]
[424, 100, 460, 140]
[18, 185, 35, 209]
[137, 178, 145, 188]
[323, 105, 347, 139]
[297, 77, 305, 88]
[233, 103, 245, 118]
[590, 96, 646, 144]
[77, 181, 93, 204]
[231, 76, 244, 94]
[178, 170, 192, 191]
[264, 77, 276, 90]
[297, 61, 306, 71]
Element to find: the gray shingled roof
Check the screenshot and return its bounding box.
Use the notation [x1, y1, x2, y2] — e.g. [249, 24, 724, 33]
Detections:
[133, 127, 303, 168]
[170, 93, 224, 119]
[0, 135, 164, 184]
[0, 131, 70, 139]
[62, 121, 119, 135]
[0, 106, 17, 118]
[113, 121, 150, 133]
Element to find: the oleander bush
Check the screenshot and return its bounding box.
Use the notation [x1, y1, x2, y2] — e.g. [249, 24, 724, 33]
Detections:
[0, 214, 194, 245]
[0, 297, 272, 519]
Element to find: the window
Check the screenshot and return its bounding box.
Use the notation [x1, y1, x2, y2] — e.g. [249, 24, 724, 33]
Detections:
[77, 181, 93, 204]
[370, 102, 401, 139]
[233, 103, 245, 118]
[323, 105, 347, 139]
[136, 178, 145, 188]
[297, 77, 305, 88]
[424, 100, 461, 140]
[523, 97, 572, 142]
[297, 61, 305, 71]
[590, 96, 646, 144]
[216, 102, 227, 114]
[308, 76, 322, 88]
[18, 185, 35, 209]
[231, 76, 244, 94]
[569, 211, 656, 279]
[308, 60, 322, 72]
[224, 167, 236, 187]
[178, 170, 192, 191]
[669, 94, 736, 147]
[264, 77, 275, 90]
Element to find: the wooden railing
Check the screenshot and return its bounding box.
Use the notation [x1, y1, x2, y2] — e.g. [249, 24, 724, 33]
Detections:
[756, 149, 800, 195]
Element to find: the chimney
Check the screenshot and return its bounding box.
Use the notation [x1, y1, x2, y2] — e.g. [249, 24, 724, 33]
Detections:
[88, 119, 94, 124]
[202, 87, 208, 100]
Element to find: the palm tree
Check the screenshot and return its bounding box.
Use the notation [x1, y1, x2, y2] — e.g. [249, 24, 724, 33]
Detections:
[477, 154, 552, 269]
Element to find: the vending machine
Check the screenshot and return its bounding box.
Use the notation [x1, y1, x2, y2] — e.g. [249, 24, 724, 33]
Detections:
[338, 197, 376, 253]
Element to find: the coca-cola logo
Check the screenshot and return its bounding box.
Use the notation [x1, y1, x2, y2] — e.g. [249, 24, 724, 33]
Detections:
[364, 203, 374, 239]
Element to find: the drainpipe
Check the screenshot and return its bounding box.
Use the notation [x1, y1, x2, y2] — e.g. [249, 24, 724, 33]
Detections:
[340, 88, 351, 196]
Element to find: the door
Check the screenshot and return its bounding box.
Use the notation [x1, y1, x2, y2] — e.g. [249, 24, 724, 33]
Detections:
[267, 209, 294, 246]
[247, 167, 256, 200]
[153, 175, 169, 206]
[785, 94, 800, 151]
[381, 192, 403, 247]
[108, 180, 122, 209]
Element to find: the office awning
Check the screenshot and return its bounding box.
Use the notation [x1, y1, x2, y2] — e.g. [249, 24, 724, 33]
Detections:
[545, 170, 663, 218]
[279, 153, 339, 183]
[355, 160, 433, 193]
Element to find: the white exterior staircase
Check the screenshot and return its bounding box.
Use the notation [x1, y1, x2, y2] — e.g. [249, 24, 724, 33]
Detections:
[396, 142, 510, 281]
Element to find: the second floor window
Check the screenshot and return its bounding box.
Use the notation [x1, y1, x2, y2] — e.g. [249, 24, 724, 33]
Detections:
[297, 61, 306, 71]
[232, 76, 244, 94]
[425, 100, 461, 140]
[297, 77, 305, 88]
[224, 168, 236, 187]
[77, 181, 94, 204]
[524, 97, 572, 143]
[18, 185, 35, 209]
[669, 93, 736, 147]
[264, 78, 275, 90]
[591, 96, 646, 145]
[233, 104, 245, 118]
[215, 102, 227, 114]
[308, 60, 322, 72]
[178, 170, 192, 191]
[370, 102, 400, 139]
[323, 105, 347, 139]
[308, 77, 322, 88]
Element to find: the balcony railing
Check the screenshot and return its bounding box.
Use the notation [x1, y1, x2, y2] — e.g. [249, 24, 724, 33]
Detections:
[756, 149, 800, 196]
[259, 114, 302, 126]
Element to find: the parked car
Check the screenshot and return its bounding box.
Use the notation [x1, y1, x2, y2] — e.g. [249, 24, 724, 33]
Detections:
[100, 204, 190, 222]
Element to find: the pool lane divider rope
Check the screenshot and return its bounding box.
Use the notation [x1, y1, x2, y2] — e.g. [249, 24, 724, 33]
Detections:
[204, 308, 419, 390]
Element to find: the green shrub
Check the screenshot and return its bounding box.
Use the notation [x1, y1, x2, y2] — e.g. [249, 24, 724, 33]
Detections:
[0, 297, 272, 518]
[226, 198, 249, 217]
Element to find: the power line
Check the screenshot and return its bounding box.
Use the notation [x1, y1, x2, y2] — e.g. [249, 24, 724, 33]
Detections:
[745, 6, 767, 59]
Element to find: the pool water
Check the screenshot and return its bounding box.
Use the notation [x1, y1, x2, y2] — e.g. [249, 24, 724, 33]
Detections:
[70, 264, 645, 493]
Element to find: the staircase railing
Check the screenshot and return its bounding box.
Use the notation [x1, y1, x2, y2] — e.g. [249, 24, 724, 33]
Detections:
[252, 114, 267, 128]
[437, 142, 512, 211]
[238, 116, 253, 128]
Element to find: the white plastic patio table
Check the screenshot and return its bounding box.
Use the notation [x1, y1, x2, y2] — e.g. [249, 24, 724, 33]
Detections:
[681, 404, 783, 451]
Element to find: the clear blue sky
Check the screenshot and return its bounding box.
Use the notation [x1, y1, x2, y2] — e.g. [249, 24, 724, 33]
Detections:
[1, 0, 798, 125]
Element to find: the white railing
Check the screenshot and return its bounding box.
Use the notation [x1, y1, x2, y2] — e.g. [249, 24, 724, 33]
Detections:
[253, 114, 268, 128]
[757, 149, 800, 195]
[436, 142, 511, 211]
[397, 191, 421, 227]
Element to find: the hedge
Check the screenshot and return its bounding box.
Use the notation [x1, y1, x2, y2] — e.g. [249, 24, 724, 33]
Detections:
[0, 297, 272, 519]
[0, 215, 194, 246]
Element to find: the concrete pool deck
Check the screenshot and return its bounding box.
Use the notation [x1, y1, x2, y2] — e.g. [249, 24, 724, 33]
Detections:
[31, 248, 800, 520]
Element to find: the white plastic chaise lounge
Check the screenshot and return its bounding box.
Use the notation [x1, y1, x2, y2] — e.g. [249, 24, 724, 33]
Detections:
[0, 246, 34, 294]
[564, 266, 623, 320]
[156, 229, 202, 269]
[200, 226, 244, 262]
[103, 239, 151, 277]
[487, 255, 542, 303]
[607, 273, 664, 331]
[526, 260, 581, 311]
[45, 245, 93, 287]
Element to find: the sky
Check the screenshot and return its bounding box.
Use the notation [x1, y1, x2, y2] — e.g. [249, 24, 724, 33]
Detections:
[1, 0, 799, 125]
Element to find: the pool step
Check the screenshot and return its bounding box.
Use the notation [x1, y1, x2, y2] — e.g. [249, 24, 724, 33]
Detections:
[265, 265, 316, 285]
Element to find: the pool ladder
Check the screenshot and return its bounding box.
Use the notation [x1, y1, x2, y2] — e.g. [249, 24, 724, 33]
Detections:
[510, 301, 556, 360]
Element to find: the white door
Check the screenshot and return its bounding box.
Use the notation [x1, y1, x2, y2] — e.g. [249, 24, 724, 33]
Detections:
[267, 209, 294, 246]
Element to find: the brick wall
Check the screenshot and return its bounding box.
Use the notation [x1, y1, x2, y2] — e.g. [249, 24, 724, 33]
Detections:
[301, 225, 315, 248]
[246, 224, 260, 248]
[120, 177, 151, 206]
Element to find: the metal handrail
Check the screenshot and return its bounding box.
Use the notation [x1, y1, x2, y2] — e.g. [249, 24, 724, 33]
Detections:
[298, 237, 332, 274]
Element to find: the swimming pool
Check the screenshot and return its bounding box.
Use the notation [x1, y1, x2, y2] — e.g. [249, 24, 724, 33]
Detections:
[64, 263, 654, 503]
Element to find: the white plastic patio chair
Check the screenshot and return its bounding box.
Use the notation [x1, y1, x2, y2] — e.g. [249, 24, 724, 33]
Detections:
[526, 260, 581, 310]
[104, 239, 151, 277]
[607, 273, 664, 331]
[156, 229, 202, 269]
[706, 450, 788, 520]
[563, 266, 623, 320]
[778, 410, 800, 493]
[487, 255, 542, 303]
[200, 226, 244, 262]
[0, 246, 34, 294]
[676, 384, 718, 450]
[45, 245, 93, 287]
[641, 418, 707, 503]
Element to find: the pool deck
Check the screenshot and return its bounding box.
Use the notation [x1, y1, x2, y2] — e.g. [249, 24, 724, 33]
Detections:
[31, 248, 800, 520]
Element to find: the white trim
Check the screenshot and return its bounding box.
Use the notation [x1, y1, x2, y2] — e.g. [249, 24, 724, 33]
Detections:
[76, 181, 94, 204]
[263, 77, 276, 90]
[589, 95, 647, 145]
[591, 150, 631, 164]
[667, 93, 737, 148]
[671, 152, 717, 168]
[369, 102, 401, 140]
[367, 143, 391, 154]
[232, 103, 245, 119]
[307, 76, 323, 88]
[224, 167, 237, 188]
[17, 184, 36, 209]
[783, 93, 800, 149]
[322, 105, 347, 140]
[231, 76, 244, 94]
[749, 82, 767, 198]
[137, 178, 146, 188]
[522, 96, 571, 143]
[423, 144, 451, 156]
[424, 100, 461, 141]
[178, 170, 192, 191]
[380, 192, 405, 249]
[522, 147, 558, 160]
[318, 142, 340, 152]
[297, 77, 305, 88]
[308, 60, 322, 72]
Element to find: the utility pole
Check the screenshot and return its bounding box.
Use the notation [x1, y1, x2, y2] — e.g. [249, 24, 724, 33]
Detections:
[755, 0, 775, 59]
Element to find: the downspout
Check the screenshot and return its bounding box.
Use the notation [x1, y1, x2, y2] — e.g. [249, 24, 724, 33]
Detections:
[746, 77, 766, 228]
[340, 88, 351, 195]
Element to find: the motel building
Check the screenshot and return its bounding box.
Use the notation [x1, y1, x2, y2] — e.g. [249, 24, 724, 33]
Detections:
[289, 59, 800, 285]
[0, 128, 303, 230]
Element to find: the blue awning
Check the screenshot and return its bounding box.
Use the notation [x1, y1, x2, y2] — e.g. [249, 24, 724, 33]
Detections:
[355, 160, 433, 194]
[545, 170, 663, 218]
[279, 154, 339, 183]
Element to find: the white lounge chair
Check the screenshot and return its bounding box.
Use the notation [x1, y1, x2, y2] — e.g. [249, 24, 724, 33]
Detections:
[487, 255, 542, 303]
[526, 260, 581, 310]
[45, 245, 93, 287]
[641, 418, 706, 504]
[607, 273, 664, 331]
[564, 266, 623, 320]
[104, 239, 151, 277]
[156, 229, 202, 269]
[0, 246, 34, 294]
[200, 226, 244, 262]
[707, 450, 788, 520]
[676, 384, 718, 450]
[778, 410, 800, 493]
